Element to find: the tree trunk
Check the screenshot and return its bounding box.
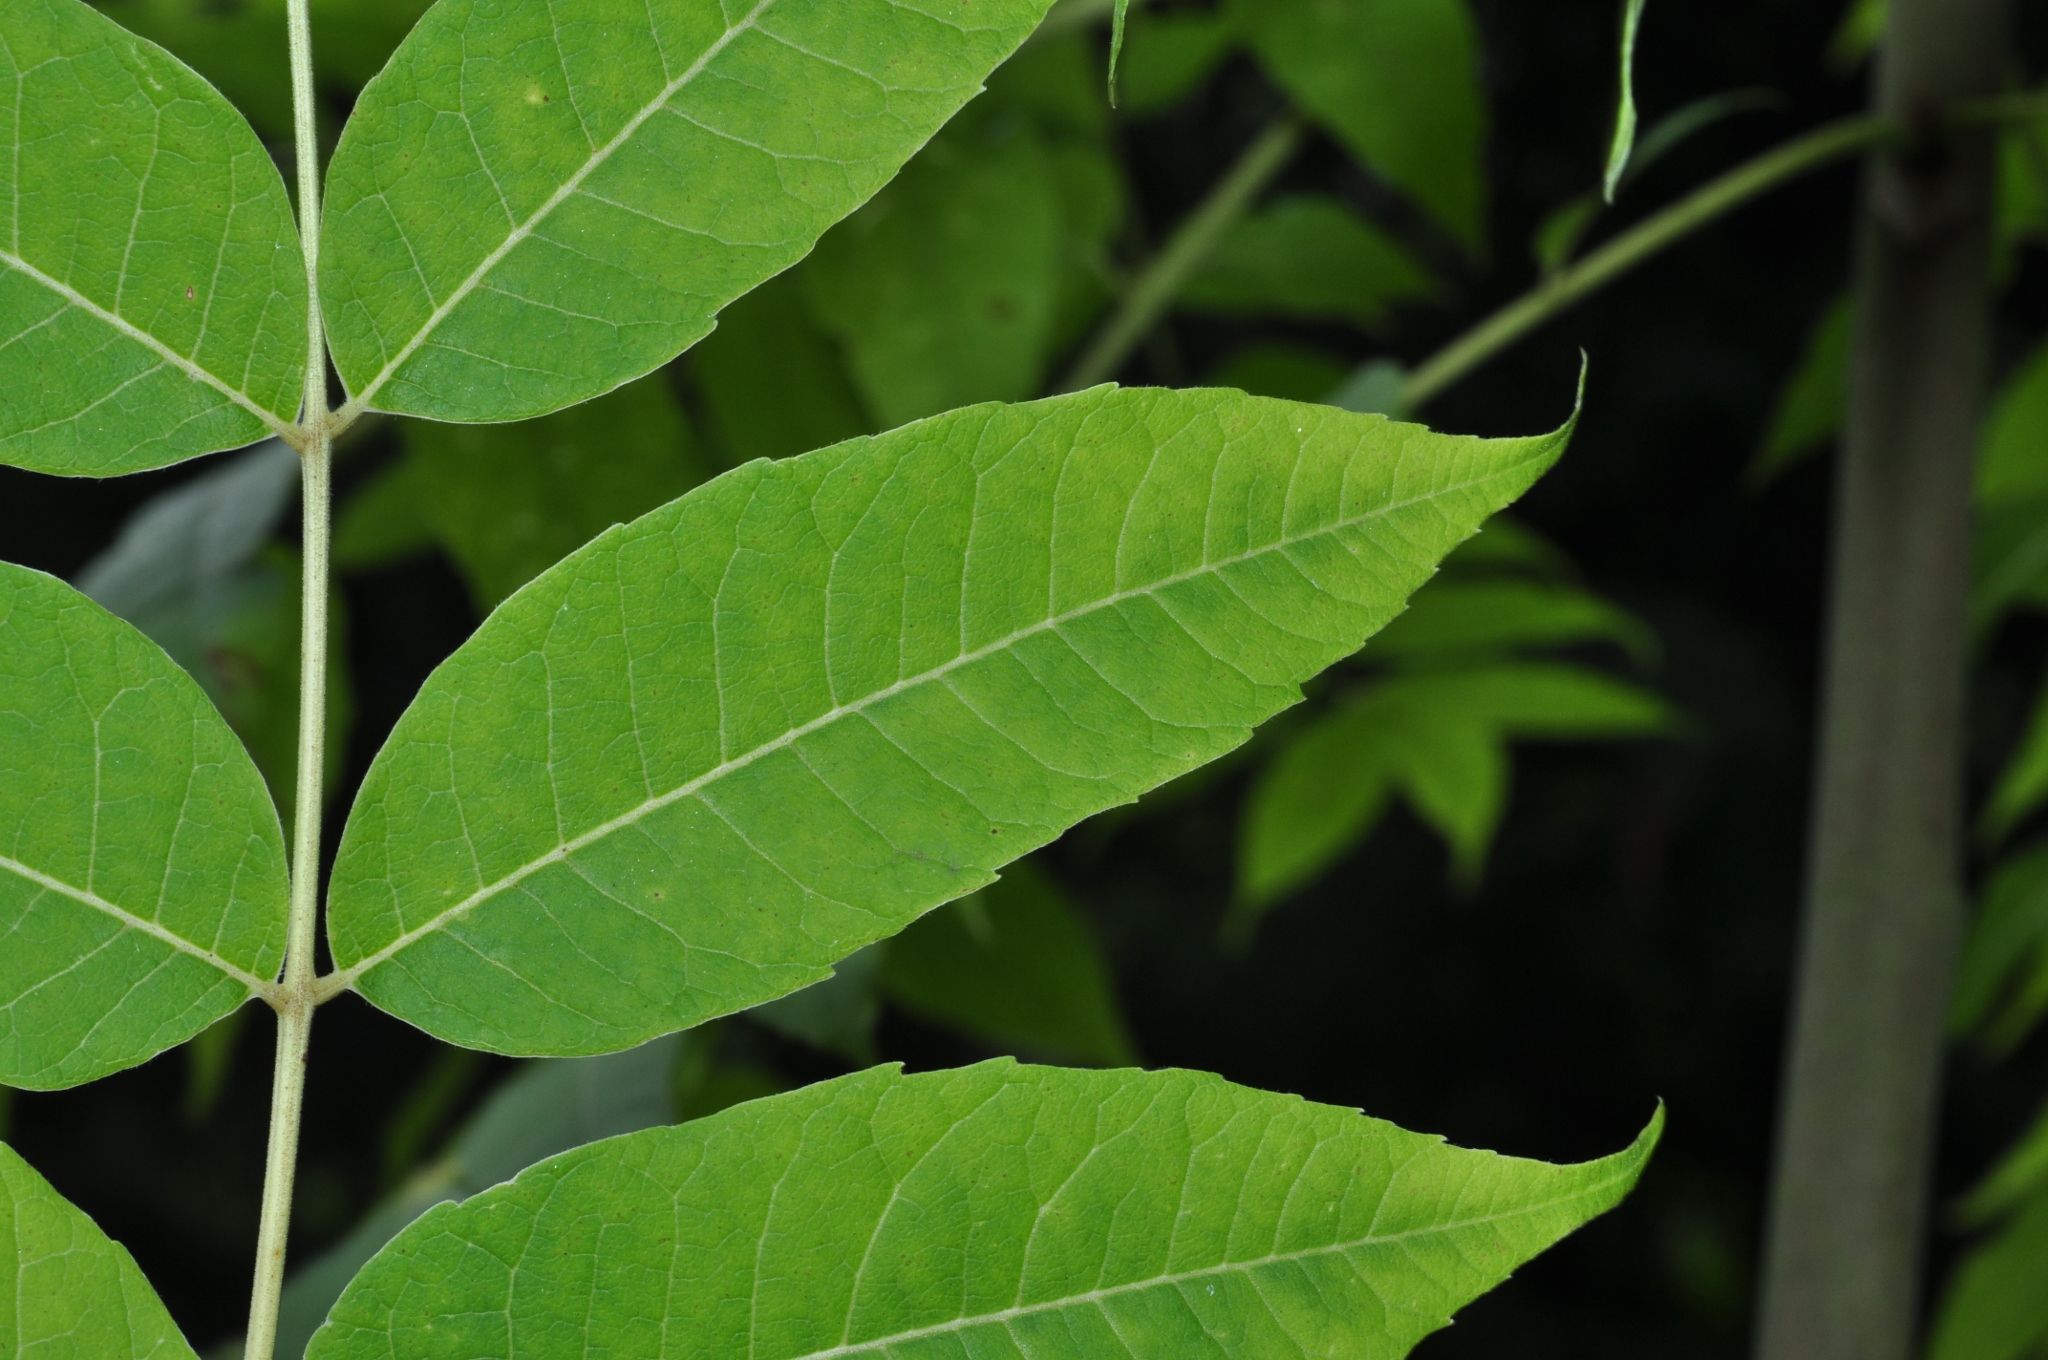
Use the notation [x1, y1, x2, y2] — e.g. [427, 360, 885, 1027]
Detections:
[1754, 5, 2007, 1360]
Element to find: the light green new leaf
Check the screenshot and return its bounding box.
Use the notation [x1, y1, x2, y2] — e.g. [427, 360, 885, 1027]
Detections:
[324, 385, 1571, 1057]
[806, 122, 1065, 427]
[0, 562, 286, 1089]
[1180, 196, 1438, 327]
[685, 272, 874, 469]
[308, 1061, 1661, 1360]
[881, 859, 1137, 1066]
[405, 371, 710, 609]
[1749, 292, 1851, 488]
[1231, 0, 1486, 250]
[1603, 0, 1649, 203]
[0, 0, 305, 476]
[0, 1140, 200, 1359]
[320, 0, 1059, 425]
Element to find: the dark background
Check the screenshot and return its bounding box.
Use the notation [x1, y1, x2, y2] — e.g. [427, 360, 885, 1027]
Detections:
[6, 1, 2048, 1356]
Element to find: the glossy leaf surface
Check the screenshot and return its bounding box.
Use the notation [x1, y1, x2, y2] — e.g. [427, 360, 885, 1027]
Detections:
[0, 0, 305, 475]
[326, 385, 1570, 1057]
[308, 1061, 1660, 1360]
[0, 1140, 199, 1359]
[1, 562, 286, 1089]
[1231, 0, 1485, 250]
[321, 0, 1059, 423]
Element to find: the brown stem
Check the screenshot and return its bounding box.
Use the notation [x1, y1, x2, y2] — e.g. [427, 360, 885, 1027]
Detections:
[1754, 5, 2009, 1360]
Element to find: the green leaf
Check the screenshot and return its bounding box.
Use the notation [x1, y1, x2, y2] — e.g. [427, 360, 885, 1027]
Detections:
[748, 944, 882, 1064]
[1232, 0, 1486, 251]
[1603, 0, 1649, 203]
[1533, 194, 1601, 276]
[0, 0, 306, 476]
[880, 858, 1137, 1066]
[307, 1061, 1661, 1360]
[324, 385, 1572, 1057]
[333, 457, 437, 573]
[267, 1035, 687, 1360]
[805, 122, 1065, 427]
[1117, 9, 1238, 116]
[1983, 686, 2048, 846]
[1236, 662, 1670, 916]
[1327, 359, 1410, 418]
[1927, 1194, 2048, 1360]
[1749, 292, 1851, 488]
[0, 561, 287, 1089]
[320, 0, 1060, 424]
[1207, 342, 1350, 404]
[1827, 0, 1885, 73]
[0, 1139, 200, 1359]
[685, 271, 874, 469]
[1980, 338, 2048, 509]
[1370, 579, 1659, 664]
[1436, 514, 1577, 580]
[1107, 0, 1130, 103]
[1959, 1100, 2048, 1229]
[1950, 842, 2048, 1054]
[1180, 196, 1437, 326]
[404, 371, 709, 610]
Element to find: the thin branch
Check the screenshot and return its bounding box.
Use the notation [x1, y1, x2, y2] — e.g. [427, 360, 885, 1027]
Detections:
[1056, 117, 1304, 393]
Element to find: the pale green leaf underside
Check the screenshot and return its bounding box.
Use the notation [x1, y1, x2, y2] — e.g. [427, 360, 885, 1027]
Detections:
[319, 0, 1058, 424]
[308, 1061, 1660, 1360]
[324, 385, 1567, 1057]
[0, 0, 305, 476]
[1, 1140, 199, 1358]
[0, 561, 286, 1090]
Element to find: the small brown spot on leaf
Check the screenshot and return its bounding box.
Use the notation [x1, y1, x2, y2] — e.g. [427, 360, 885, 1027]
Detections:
[185, 286, 195, 300]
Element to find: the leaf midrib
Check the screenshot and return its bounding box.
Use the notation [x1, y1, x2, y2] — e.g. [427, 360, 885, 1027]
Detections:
[779, 1160, 1638, 1360]
[329, 445, 1543, 990]
[0, 851, 275, 996]
[338, 0, 780, 417]
[0, 247, 298, 444]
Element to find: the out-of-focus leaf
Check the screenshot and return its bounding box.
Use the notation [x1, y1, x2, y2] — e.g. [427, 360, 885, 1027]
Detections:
[1998, 113, 2048, 259]
[306, 1062, 1662, 1360]
[1181, 196, 1437, 325]
[182, 1004, 252, 1124]
[405, 372, 707, 610]
[1, 563, 287, 1090]
[1534, 194, 1601, 275]
[1604, 0, 1649, 202]
[332, 458, 435, 573]
[1208, 342, 1350, 403]
[880, 859, 1137, 1066]
[1961, 1101, 2048, 1228]
[747, 946, 882, 1065]
[264, 1036, 686, 1360]
[1232, 0, 1486, 250]
[1749, 292, 1851, 487]
[1327, 358, 1410, 417]
[1980, 340, 2048, 509]
[1117, 9, 1237, 114]
[378, 1047, 487, 1191]
[1828, 0, 1885, 73]
[807, 124, 1065, 426]
[1236, 662, 1672, 922]
[1927, 1195, 2048, 1360]
[1974, 496, 2048, 635]
[1372, 580, 1659, 664]
[1438, 515, 1579, 580]
[0, 0, 305, 477]
[1983, 689, 2048, 846]
[686, 272, 872, 469]
[0, 1140, 201, 1358]
[1950, 843, 2048, 1053]
[323, 386, 1573, 1058]
[1625, 88, 1782, 187]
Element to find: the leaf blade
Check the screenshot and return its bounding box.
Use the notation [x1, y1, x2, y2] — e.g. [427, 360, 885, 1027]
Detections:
[0, 561, 286, 1089]
[326, 386, 1571, 1056]
[0, 0, 305, 476]
[307, 1062, 1660, 1360]
[321, 0, 1060, 424]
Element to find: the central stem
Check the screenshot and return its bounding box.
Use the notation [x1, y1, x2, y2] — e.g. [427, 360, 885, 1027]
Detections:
[244, 0, 332, 1352]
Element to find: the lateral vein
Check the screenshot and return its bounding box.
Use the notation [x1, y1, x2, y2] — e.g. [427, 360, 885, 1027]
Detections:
[0, 852, 277, 997]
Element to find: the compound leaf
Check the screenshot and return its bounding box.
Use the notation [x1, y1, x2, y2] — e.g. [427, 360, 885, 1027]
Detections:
[880, 859, 1137, 1066]
[307, 1061, 1660, 1360]
[324, 385, 1570, 1057]
[0, 0, 305, 477]
[0, 1139, 199, 1359]
[0, 561, 286, 1090]
[1231, 0, 1486, 251]
[1181, 196, 1437, 326]
[320, 0, 1060, 424]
